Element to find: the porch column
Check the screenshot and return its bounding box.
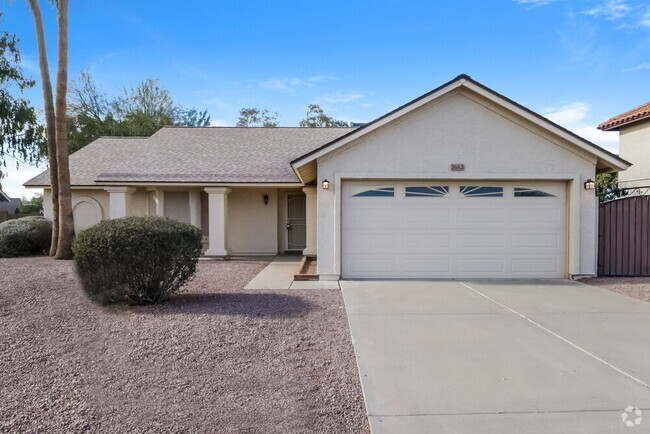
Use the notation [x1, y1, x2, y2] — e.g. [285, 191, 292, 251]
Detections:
[302, 186, 317, 256]
[189, 190, 202, 228]
[105, 187, 135, 219]
[204, 187, 231, 256]
[154, 190, 165, 217]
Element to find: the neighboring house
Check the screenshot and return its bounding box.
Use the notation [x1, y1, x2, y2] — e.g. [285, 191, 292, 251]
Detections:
[25, 75, 630, 280]
[0, 188, 20, 214]
[598, 101, 650, 189]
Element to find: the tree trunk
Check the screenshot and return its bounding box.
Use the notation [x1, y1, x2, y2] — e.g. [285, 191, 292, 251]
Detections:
[54, 0, 74, 259]
[28, 0, 59, 256]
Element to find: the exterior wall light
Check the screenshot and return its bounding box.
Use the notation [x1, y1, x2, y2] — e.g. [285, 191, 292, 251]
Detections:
[584, 179, 595, 190]
[263, 194, 269, 205]
[322, 179, 330, 190]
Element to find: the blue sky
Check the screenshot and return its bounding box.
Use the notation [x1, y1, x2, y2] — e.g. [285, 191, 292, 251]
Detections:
[1, 0, 649, 197]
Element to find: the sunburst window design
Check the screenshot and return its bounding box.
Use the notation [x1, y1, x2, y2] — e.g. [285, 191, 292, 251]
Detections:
[353, 187, 395, 197]
[514, 188, 555, 197]
[405, 186, 450, 197]
[460, 186, 503, 197]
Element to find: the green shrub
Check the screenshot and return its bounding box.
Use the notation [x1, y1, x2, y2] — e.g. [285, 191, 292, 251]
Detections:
[0, 216, 51, 257]
[72, 216, 202, 305]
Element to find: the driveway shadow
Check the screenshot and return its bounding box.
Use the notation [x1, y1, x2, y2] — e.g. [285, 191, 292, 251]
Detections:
[143, 292, 316, 318]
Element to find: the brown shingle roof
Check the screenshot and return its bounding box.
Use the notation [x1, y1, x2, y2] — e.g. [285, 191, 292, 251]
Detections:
[597, 101, 650, 131]
[24, 127, 356, 187]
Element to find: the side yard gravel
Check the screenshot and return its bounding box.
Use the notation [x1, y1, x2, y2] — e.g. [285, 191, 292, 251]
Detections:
[582, 276, 650, 303]
[0, 257, 369, 433]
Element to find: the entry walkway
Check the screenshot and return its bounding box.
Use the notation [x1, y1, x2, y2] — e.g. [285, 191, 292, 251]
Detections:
[244, 255, 339, 290]
[341, 280, 650, 433]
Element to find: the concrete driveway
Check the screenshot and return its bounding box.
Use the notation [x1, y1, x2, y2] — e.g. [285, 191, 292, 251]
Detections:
[341, 280, 650, 433]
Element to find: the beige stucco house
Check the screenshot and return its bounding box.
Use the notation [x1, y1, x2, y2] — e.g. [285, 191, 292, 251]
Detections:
[25, 75, 630, 280]
[598, 101, 650, 189]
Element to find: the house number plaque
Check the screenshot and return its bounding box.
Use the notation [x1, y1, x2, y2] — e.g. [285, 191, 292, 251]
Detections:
[450, 164, 465, 171]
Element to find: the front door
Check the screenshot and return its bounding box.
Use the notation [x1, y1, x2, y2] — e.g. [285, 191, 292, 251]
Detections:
[287, 194, 306, 251]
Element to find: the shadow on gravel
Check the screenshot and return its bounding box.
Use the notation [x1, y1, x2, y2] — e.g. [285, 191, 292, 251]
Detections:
[149, 292, 316, 318]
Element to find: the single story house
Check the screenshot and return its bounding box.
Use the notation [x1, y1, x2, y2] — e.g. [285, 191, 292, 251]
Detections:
[0, 188, 20, 214]
[25, 75, 631, 280]
[598, 101, 650, 189]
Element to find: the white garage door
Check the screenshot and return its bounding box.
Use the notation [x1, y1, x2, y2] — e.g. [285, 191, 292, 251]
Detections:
[342, 181, 566, 279]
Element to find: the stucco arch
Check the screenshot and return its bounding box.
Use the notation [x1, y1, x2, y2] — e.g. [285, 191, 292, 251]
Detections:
[72, 196, 104, 233]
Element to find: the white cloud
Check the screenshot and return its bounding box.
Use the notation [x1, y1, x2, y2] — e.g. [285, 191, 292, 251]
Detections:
[570, 126, 620, 152]
[514, 0, 559, 6]
[583, 0, 631, 20]
[201, 97, 229, 107]
[1, 157, 44, 199]
[258, 78, 307, 90]
[641, 9, 650, 27]
[320, 92, 367, 104]
[18, 54, 39, 74]
[623, 62, 650, 71]
[542, 102, 620, 152]
[543, 102, 591, 124]
[209, 118, 230, 126]
[86, 52, 120, 73]
[258, 75, 335, 91]
[306, 75, 336, 83]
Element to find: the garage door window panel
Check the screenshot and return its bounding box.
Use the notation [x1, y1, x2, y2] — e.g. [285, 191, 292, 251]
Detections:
[460, 186, 503, 197]
[405, 186, 449, 197]
[352, 187, 395, 197]
[514, 187, 556, 197]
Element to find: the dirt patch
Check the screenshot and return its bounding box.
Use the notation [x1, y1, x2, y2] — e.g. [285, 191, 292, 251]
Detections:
[581, 277, 650, 303]
[0, 257, 368, 433]
[294, 257, 318, 281]
[305, 259, 317, 276]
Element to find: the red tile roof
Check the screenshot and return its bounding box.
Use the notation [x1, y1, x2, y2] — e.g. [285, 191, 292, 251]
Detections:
[598, 101, 650, 131]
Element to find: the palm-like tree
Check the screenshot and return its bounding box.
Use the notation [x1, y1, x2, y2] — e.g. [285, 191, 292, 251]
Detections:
[28, 0, 74, 258]
[53, 0, 74, 258]
[27, 0, 59, 255]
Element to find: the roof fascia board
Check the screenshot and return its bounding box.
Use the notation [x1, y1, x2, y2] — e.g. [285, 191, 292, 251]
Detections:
[97, 182, 305, 188]
[292, 167, 307, 184]
[27, 182, 306, 188]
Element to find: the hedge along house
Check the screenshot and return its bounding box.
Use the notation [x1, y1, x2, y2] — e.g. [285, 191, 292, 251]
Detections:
[25, 75, 630, 280]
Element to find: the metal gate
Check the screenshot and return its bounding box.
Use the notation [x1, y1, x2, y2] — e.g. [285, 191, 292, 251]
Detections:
[598, 195, 650, 276]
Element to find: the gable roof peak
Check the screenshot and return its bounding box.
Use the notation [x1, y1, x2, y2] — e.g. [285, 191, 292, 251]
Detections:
[291, 74, 630, 173]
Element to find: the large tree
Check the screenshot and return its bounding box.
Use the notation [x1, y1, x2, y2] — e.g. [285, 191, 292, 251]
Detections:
[66, 72, 211, 152]
[19, 193, 44, 214]
[28, 0, 74, 258]
[27, 1, 59, 255]
[236, 108, 279, 127]
[299, 104, 350, 127]
[54, 0, 74, 259]
[0, 13, 44, 183]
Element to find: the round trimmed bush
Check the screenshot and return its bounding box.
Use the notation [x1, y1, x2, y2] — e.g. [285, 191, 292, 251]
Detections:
[72, 216, 202, 305]
[0, 216, 52, 257]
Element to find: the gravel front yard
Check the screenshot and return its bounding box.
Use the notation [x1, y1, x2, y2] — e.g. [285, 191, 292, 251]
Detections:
[582, 276, 650, 303]
[0, 257, 368, 433]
